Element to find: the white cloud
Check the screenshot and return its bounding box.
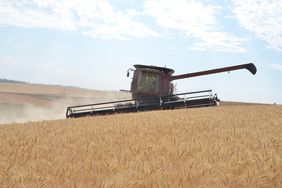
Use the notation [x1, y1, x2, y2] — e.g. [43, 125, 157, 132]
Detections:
[0, 0, 158, 39]
[80, 57, 93, 62]
[189, 31, 246, 52]
[144, 0, 246, 52]
[0, 0, 247, 52]
[8, 43, 31, 50]
[0, 0, 77, 30]
[233, 0, 282, 52]
[270, 64, 282, 72]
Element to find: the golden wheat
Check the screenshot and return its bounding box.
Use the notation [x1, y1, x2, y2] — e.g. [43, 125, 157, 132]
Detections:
[0, 105, 281, 187]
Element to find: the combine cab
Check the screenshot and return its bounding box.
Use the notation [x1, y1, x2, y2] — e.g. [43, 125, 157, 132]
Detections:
[66, 63, 256, 118]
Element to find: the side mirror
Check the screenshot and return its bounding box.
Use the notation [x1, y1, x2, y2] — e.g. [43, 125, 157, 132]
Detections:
[127, 68, 133, 77]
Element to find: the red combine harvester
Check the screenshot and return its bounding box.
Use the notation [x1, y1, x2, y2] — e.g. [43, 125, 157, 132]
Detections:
[66, 63, 256, 118]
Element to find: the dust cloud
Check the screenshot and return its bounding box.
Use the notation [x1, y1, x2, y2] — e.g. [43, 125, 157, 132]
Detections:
[0, 103, 64, 124]
[0, 92, 131, 124]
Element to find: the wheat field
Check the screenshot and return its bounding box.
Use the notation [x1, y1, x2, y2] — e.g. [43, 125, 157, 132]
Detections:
[0, 105, 281, 187]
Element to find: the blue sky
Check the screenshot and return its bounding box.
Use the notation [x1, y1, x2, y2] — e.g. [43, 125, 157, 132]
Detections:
[0, 0, 282, 104]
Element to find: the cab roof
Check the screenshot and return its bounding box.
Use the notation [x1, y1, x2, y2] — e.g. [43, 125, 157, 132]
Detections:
[133, 64, 175, 74]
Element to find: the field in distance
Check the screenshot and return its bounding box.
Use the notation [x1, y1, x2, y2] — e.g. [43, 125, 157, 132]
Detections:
[0, 105, 281, 187]
[0, 81, 130, 123]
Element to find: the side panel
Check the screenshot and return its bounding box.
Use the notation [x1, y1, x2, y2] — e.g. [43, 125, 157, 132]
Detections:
[161, 74, 172, 95]
[130, 70, 139, 92]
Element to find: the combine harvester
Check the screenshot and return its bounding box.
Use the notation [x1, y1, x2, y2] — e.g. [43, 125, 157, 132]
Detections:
[66, 63, 256, 118]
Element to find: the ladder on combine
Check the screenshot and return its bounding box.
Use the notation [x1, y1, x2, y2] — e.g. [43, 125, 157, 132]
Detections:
[66, 90, 219, 118]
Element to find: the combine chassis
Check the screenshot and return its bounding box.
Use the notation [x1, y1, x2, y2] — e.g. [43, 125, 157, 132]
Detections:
[66, 90, 219, 118]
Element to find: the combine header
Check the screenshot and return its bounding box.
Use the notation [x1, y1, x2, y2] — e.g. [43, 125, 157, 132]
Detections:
[66, 63, 256, 118]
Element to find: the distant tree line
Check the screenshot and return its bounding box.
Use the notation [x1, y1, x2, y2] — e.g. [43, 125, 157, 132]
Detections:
[0, 78, 83, 89]
[0, 78, 28, 84]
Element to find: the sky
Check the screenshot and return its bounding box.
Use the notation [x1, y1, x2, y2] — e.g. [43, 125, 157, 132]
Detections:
[0, 0, 281, 104]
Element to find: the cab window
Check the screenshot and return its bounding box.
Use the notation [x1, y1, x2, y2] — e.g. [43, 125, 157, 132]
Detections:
[137, 72, 160, 92]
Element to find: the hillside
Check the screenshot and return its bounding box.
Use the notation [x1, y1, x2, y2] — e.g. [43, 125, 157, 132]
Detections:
[0, 105, 281, 187]
[0, 82, 130, 123]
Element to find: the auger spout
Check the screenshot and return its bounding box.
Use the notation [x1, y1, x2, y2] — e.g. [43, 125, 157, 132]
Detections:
[171, 63, 256, 81]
